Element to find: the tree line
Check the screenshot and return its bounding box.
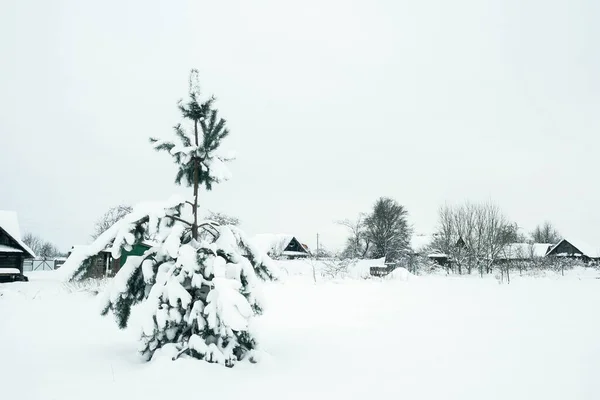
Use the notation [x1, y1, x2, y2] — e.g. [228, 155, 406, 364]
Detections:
[337, 197, 564, 275]
[429, 203, 562, 277]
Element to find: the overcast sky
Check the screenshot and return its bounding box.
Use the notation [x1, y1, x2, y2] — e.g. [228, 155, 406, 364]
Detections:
[2, 0, 599, 252]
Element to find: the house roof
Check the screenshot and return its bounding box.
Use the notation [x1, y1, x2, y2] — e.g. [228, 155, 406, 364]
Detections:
[411, 234, 448, 258]
[547, 238, 600, 259]
[411, 234, 432, 253]
[428, 252, 448, 258]
[0, 211, 36, 258]
[252, 234, 309, 256]
[500, 243, 552, 259]
[70, 240, 154, 255]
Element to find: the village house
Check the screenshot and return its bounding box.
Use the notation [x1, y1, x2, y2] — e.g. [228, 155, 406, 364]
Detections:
[0, 211, 36, 282]
[67, 242, 153, 278]
[252, 234, 310, 259]
[545, 238, 600, 262]
[410, 234, 451, 266]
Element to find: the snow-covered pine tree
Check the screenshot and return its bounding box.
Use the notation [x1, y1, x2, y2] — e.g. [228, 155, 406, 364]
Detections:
[59, 70, 278, 367]
[150, 69, 233, 241]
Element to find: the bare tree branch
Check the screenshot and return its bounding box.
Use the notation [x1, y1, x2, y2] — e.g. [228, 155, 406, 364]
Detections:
[92, 205, 133, 239]
[206, 211, 240, 226]
[530, 221, 561, 244]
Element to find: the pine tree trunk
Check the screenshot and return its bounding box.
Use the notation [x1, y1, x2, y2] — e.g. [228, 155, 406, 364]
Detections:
[193, 169, 198, 239]
[192, 119, 200, 240]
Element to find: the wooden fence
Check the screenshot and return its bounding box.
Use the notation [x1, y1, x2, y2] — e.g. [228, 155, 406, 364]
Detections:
[370, 266, 395, 277]
[23, 259, 65, 272]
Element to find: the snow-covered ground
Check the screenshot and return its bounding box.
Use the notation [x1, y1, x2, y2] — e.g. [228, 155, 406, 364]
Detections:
[1, 266, 600, 400]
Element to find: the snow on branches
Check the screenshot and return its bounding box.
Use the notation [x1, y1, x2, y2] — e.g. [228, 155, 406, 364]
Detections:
[59, 70, 270, 367]
[62, 198, 278, 367]
[148, 69, 234, 193]
[59, 195, 186, 282]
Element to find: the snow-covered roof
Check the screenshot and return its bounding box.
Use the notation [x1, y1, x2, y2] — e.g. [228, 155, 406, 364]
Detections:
[0, 244, 23, 253]
[252, 234, 294, 255]
[0, 211, 22, 239]
[252, 234, 308, 256]
[548, 238, 600, 259]
[411, 234, 447, 258]
[428, 252, 448, 258]
[70, 240, 156, 255]
[0, 211, 36, 258]
[411, 234, 432, 252]
[346, 257, 386, 279]
[500, 243, 552, 260]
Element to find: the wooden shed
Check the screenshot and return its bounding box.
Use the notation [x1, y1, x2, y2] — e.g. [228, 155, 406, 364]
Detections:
[67, 242, 152, 278]
[410, 234, 450, 266]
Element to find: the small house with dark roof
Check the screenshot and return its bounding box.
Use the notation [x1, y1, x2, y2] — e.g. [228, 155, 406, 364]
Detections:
[252, 234, 310, 259]
[0, 211, 36, 281]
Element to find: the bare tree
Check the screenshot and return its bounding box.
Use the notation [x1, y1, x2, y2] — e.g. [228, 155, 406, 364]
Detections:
[23, 233, 61, 259]
[39, 242, 61, 259]
[432, 202, 513, 276]
[206, 211, 240, 226]
[431, 205, 466, 274]
[364, 197, 411, 262]
[481, 203, 514, 277]
[337, 214, 370, 259]
[22, 233, 43, 256]
[431, 204, 475, 274]
[321, 258, 356, 279]
[530, 221, 561, 244]
[305, 257, 319, 284]
[92, 205, 133, 239]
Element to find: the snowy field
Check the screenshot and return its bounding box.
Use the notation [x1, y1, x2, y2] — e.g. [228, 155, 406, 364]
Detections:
[1, 266, 600, 400]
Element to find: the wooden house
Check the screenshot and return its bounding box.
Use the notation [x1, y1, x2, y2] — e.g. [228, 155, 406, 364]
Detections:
[410, 234, 450, 266]
[545, 239, 600, 262]
[67, 242, 152, 278]
[252, 234, 311, 259]
[0, 211, 36, 282]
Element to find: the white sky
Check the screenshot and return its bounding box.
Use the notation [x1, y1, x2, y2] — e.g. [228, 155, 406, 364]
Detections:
[2, 0, 599, 252]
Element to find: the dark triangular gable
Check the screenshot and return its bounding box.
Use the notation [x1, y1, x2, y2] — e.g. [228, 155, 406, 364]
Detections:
[0, 226, 35, 258]
[284, 237, 310, 254]
[546, 239, 585, 258]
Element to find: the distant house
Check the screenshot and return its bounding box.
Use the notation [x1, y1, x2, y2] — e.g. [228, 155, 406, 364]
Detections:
[0, 211, 36, 281]
[410, 234, 450, 266]
[545, 239, 600, 262]
[252, 234, 310, 259]
[67, 242, 152, 278]
[497, 243, 553, 262]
